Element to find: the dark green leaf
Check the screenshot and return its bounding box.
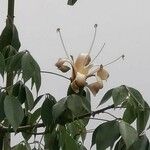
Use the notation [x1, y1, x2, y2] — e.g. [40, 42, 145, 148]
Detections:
[119, 120, 138, 149]
[128, 135, 149, 150]
[12, 143, 27, 150]
[112, 85, 128, 107]
[30, 108, 41, 125]
[91, 120, 120, 150]
[25, 86, 34, 111]
[114, 138, 126, 150]
[136, 101, 150, 134]
[41, 95, 56, 127]
[0, 91, 6, 122]
[52, 97, 67, 122]
[60, 127, 80, 150]
[67, 0, 77, 5]
[44, 131, 59, 150]
[4, 95, 24, 131]
[123, 102, 137, 124]
[32, 94, 44, 109]
[127, 87, 145, 109]
[66, 94, 90, 117]
[21, 52, 41, 92]
[0, 52, 5, 77]
[98, 88, 113, 106]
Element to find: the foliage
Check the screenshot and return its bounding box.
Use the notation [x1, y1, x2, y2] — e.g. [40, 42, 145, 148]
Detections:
[0, 0, 149, 150]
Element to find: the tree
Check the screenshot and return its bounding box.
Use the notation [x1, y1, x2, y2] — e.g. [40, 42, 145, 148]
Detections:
[0, 0, 149, 150]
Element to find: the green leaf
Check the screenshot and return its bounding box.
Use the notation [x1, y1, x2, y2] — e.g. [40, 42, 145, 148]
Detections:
[0, 52, 5, 77]
[4, 95, 24, 131]
[21, 52, 41, 92]
[66, 94, 90, 117]
[41, 95, 56, 127]
[52, 97, 67, 121]
[60, 127, 80, 150]
[0, 20, 20, 52]
[136, 101, 150, 134]
[128, 135, 149, 150]
[98, 89, 113, 106]
[112, 85, 128, 107]
[91, 120, 120, 150]
[67, 0, 77, 5]
[32, 94, 44, 109]
[44, 131, 59, 150]
[25, 86, 34, 111]
[127, 87, 145, 109]
[12, 143, 27, 150]
[114, 138, 126, 150]
[119, 120, 138, 149]
[30, 108, 41, 125]
[0, 91, 6, 122]
[123, 102, 137, 124]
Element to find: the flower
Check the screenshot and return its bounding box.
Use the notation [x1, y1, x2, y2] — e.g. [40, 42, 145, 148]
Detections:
[55, 52, 109, 96]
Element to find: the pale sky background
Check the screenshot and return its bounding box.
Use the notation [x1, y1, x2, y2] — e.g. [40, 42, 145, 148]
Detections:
[0, 0, 150, 149]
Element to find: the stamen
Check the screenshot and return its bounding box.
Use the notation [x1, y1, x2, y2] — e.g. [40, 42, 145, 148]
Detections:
[88, 24, 98, 55]
[103, 54, 125, 67]
[56, 28, 70, 58]
[91, 43, 105, 63]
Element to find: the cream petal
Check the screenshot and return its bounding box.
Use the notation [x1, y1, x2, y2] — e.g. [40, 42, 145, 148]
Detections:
[71, 80, 79, 93]
[87, 81, 103, 96]
[74, 72, 87, 87]
[97, 66, 109, 80]
[58, 65, 70, 73]
[74, 53, 91, 73]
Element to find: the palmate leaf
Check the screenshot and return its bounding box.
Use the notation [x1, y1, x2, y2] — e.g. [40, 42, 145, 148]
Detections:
[4, 95, 24, 131]
[91, 120, 120, 150]
[21, 52, 41, 92]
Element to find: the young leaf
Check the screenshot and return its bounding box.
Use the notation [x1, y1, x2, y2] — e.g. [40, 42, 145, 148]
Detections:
[98, 88, 113, 106]
[41, 95, 56, 127]
[4, 95, 24, 131]
[91, 120, 120, 150]
[119, 120, 138, 149]
[112, 85, 128, 107]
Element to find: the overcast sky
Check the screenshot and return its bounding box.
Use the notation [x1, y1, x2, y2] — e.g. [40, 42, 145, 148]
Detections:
[0, 0, 150, 149]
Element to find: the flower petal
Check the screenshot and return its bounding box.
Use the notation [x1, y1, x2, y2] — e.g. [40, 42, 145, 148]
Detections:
[74, 53, 91, 73]
[87, 81, 103, 96]
[97, 65, 109, 80]
[71, 80, 79, 93]
[74, 72, 87, 87]
[55, 58, 71, 72]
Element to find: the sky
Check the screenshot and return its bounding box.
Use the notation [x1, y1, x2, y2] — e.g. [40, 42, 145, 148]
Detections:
[0, 0, 150, 149]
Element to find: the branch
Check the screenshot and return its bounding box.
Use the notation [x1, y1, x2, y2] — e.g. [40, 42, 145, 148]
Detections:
[0, 104, 115, 133]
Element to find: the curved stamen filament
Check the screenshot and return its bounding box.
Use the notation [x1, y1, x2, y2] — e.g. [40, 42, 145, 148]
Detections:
[57, 28, 70, 59]
[91, 43, 105, 63]
[103, 54, 125, 67]
[88, 24, 98, 55]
